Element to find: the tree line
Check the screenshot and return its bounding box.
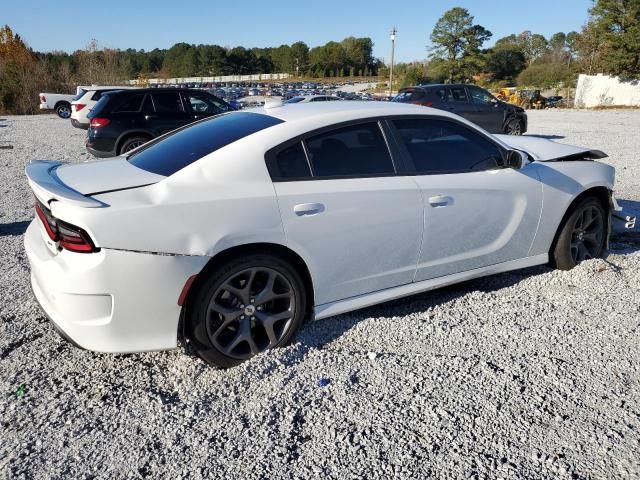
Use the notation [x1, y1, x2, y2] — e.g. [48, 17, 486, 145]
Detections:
[1, 0, 639, 114]
[395, 0, 640, 89]
[0, 30, 379, 114]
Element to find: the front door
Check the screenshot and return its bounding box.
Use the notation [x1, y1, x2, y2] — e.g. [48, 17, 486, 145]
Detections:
[270, 121, 424, 305]
[389, 117, 543, 281]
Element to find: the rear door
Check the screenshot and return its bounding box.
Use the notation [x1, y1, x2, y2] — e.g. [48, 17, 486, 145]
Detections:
[149, 91, 191, 135]
[389, 117, 542, 281]
[466, 86, 504, 133]
[269, 120, 424, 305]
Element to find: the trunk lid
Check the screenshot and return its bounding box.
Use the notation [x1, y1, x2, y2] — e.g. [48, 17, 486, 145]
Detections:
[26, 158, 164, 207]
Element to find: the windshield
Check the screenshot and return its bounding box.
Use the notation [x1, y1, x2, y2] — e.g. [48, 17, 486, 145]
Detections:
[285, 97, 305, 104]
[128, 112, 284, 176]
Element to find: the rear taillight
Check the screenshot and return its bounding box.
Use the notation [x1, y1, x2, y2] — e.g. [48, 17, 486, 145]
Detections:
[57, 222, 95, 252]
[40, 95, 46, 103]
[35, 201, 57, 240]
[73, 103, 86, 112]
[90, 117, 110, 128]
[34, 201, 98, 253]
[422, 101, 433, 107]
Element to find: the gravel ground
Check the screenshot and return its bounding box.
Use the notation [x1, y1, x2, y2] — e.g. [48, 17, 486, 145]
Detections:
[0, 110, 639, 479]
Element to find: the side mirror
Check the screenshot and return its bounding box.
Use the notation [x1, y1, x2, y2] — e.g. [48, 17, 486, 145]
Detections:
[506, 150, 527, 169]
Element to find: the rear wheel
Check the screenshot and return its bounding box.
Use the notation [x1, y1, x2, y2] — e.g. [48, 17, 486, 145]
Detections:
[505, 117, 523, 135]
[119, 136, 150, 155]
[186, 255, 307, 368]
[551, 197, 607, 270]
[55, 103, 71, 119]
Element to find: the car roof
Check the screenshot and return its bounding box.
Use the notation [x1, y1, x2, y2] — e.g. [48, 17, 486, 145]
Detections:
[402, 84, 474, 91]
[252, 101, 462, 124]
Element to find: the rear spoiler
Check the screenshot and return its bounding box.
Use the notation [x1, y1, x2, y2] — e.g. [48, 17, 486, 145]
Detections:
[25, 161, 104, 208]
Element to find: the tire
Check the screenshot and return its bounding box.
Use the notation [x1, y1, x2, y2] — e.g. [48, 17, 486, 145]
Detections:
[551, 197, 607, 270]
[186, 254, 307, 368]
[55, 103, 71, 119]
[119, 136, 150, 155]
[504, 117, 523, 135]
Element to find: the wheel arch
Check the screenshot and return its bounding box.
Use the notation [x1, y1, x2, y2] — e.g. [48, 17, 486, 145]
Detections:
[53, 100, 70, 110]
[548, 185, 612, 262]
[115, 130, 154, 155]
[179, 242, 316, 341]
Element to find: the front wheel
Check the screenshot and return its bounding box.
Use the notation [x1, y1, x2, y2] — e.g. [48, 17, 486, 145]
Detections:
[186, 255, 307, 368]
[551, 197, 607, 270]
[505, 117, 523, 135]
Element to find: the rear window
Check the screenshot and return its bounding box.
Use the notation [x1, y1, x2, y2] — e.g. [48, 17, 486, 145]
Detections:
[72, 89, 87, 101]
[128, 112, 284, 176]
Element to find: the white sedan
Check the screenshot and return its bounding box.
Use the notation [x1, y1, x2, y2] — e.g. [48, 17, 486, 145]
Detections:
[24, 102, 634, 367]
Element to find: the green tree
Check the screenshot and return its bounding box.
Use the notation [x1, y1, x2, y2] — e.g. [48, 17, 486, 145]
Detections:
[430, 7, 492, 82]
[485, 45, 526, 81]
[586, 0, 640, 77]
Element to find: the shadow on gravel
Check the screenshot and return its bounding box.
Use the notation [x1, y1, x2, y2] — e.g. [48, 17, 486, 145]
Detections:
[524, 134, 565, 140]
[0, 221, 30, 237]
[298, 265, 549, 349]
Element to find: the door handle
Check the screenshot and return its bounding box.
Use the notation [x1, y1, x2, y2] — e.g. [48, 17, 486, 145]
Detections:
[144, 115, 158, 120]
[294, 203, 325, 216]
[428, 195, 453, 208]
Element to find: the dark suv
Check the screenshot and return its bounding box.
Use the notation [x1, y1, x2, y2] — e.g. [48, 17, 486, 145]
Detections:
[86, 88, 233, 157]
[393, 84, 527, 135]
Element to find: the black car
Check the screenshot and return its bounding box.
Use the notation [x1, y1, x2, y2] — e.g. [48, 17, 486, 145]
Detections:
[86, 88, 233, 157]
[393, 84, 527, 135]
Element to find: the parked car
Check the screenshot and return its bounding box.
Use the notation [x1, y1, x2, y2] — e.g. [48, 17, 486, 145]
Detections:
[85, 88, 233, 157]
[39, 86, 88, 119]
[24, 102, 634, 367]
[547, 96, 565, 108]
[71, 86, 138, 129]
[393, 84, 527, 135]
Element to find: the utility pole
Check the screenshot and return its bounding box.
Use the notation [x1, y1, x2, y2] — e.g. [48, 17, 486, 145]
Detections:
[389, 27, 397, 99]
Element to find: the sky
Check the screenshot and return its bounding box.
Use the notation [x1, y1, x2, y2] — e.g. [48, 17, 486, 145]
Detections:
[3, 0, 593, 64]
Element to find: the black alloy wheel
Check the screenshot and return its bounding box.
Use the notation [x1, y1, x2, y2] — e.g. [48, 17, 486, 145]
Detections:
[551, 197, 607, 270]
[187, 255, 306, 367]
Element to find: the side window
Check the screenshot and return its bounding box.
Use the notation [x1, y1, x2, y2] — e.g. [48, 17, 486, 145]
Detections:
[152, 92, 185, 113]
[434, 88, 449, 102]
[113, 93, 146, 113]
[468, 86, 495, 105]
[185, 93, 226, 114]
[449, 87, 468, 103]
[392, 118, 503, 174]
[269, 142, 311, 180]
[304, 122, 394, 177]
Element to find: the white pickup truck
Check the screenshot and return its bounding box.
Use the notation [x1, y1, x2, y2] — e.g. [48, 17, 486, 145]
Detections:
[39, 86, 89, 119]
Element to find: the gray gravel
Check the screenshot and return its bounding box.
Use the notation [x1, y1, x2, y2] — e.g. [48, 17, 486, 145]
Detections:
[1, 110, 639, 479]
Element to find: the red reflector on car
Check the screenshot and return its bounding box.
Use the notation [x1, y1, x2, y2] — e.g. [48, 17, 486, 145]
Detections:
[74, 103, 86, 112]
[178, 275, 197, 306]
[90, 117, 110, 128]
